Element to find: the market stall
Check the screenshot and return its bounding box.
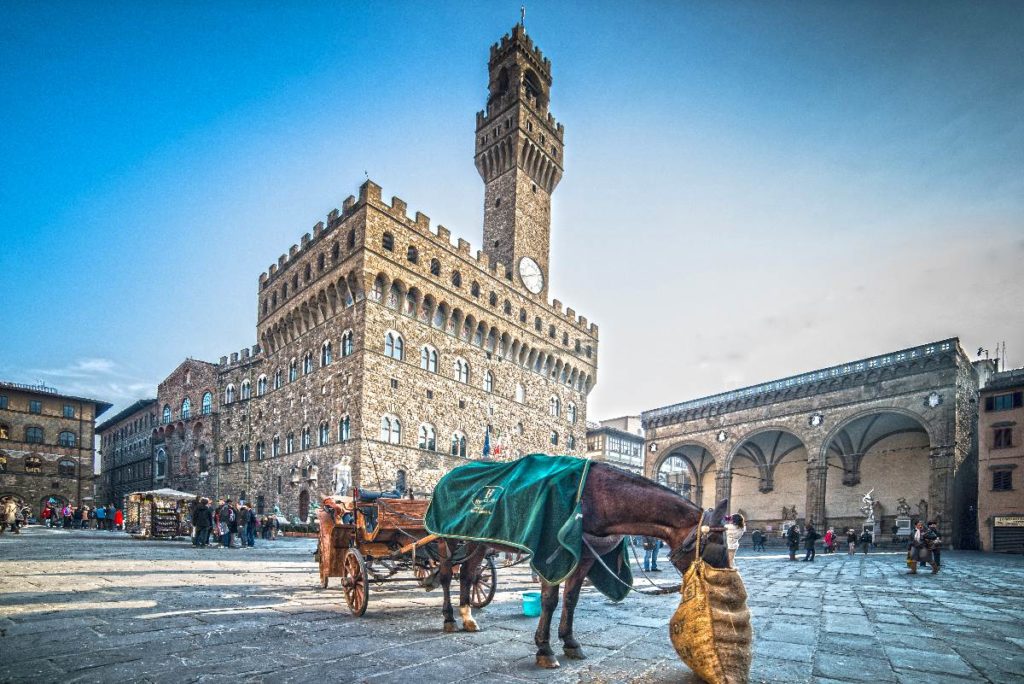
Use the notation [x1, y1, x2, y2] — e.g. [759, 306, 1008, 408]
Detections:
[125, 488, 196, 539]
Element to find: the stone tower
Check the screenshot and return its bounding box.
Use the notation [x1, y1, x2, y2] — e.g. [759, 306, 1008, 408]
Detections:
[475, 24, 564, 299]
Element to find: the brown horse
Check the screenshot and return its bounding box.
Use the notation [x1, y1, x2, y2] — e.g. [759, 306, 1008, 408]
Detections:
[437, 462, 730, 668]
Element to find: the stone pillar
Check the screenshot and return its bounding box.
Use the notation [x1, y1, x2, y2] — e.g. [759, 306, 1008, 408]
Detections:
[714, 470, 733, 509]
[929, 446, 955, 544]
[805, 463, 828, 528]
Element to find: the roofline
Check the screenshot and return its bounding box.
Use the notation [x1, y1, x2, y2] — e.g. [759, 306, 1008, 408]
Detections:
[0, 380, 114, 417]
[586, 425, 644, 441]
[96, 398, 158, 432]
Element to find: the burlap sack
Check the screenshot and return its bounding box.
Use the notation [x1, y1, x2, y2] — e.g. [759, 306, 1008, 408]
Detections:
[669, 552, 752, 684]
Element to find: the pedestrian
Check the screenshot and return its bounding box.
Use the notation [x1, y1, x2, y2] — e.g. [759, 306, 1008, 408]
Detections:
[926, 521, 942, 573]
[907, 521, 930, 574]
[725, 513, 746, 567]
[858, 528, 872, 554]
[237, 505, 250, 548]
[193, 498, 212, 547]
[823, 527, 835, 554]
[846, 528, 858, 555]
[803, 523, 819, 561]
[642, 536, 661, 572]
[751, 529, 762, 552]
[73, 506, 83, 529]
[82, 506, 90, 530]
[218, 499, 235, 548]
[62, 504, 72, 529]
[0, 499, 18, 535]
[114, 508, 123, 531]
[246, 508, 258, 548]
[95, 504, 106, 530]
[787, 524, 800, 561]
[105, 504, 115, 531]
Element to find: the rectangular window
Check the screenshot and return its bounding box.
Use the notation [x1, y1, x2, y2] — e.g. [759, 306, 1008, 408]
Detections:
[63, 404, 75, 418]
[0, 395, 7, 409]
[29, 400, 42, 414]
[426, 390, 433, 399]
[390, 378, 398, 389]
[993, 470, 1012, 491]
[986, 392, 1024, 412]
[993, 427, 1013, 449]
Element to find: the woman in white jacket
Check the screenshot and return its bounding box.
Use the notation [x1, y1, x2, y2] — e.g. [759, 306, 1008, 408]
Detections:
[724, 513, 746, 567]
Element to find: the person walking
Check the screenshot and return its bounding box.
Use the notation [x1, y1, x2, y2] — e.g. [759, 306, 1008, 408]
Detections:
[926, 521, 942, 573]
[642, 536, 661, 572]
[847, 529, 858, 555]
[73, 506, 83, 529]
[193, 498, 212, 547]
[725, 513, 746, 567]
[237, 505, 251, 548]
[218, 500, 235, 548]
[0, 499, 18, 535]
[94, 504, 106, 530]
[803, 523, 819, 561]
[858, 528, 872, 554]
[751, 529, 762, 552]
[823, 527, 835, 554]
[907, 521, 929, 574]
[113, 508, 123, 531]
[82, 506, 90, 530]
[246, 509, 258, 548]
[787, 524, 800, 561]
[105, 504, 115, 531]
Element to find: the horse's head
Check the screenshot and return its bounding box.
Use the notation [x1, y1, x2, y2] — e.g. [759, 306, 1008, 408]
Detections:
[669, 498, 730, 574]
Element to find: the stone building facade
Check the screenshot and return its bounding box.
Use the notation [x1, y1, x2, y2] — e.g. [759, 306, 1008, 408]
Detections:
[135, 25, 597, 521]
[0, 381, 111, 514]
[586, 416, 644, 475]
[977, 368, 1024, 552]
[95, 399, 157, 508]
[642, 339, 992, 548]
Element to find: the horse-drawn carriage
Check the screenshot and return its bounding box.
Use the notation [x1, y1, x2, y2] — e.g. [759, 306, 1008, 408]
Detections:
[315, 491, 497, 616]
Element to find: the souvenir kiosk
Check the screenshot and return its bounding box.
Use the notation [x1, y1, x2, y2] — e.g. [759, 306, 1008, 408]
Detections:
[125, 488, 195, 539]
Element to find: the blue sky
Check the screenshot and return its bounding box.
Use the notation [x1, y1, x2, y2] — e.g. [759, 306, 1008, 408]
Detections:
[2, 1, 1022, 418]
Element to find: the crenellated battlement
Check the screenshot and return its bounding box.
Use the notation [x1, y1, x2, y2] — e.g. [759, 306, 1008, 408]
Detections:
[490, 25, 551, 78]
[218, 344, 262, 369]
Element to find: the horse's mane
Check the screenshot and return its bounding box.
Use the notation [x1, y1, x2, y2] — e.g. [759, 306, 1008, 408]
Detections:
[591, 461, 703, 510]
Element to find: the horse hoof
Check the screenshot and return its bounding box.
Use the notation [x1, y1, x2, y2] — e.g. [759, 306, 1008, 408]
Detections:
[462, 619, 480, 632]
[536, 655, 560, 669]
[563, 646, 586, 660]
[443, 622, 457, 633]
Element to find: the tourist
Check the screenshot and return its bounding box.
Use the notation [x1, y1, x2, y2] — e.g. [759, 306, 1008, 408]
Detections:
[926, 521, 942, 573]
[94, 504, 106, 530]
[113, 508, 123, 531]
[237, 505, 251, 548]
[82, 506, 90, 529]
[787, 524, 800, 561]
[907, 521, 929, 574]
[218, 500, 234, 548]
[0, 499, 18, 535]
[751, 528, 762, 552]
[846, 528, 858, 555]
[725, 513, 745, 567]
[246, 508, 258, 548]
[73, 506, 83, 529]
[105, 504, 115, 531]
[823, 527, 835, 554]
[642, 536, 661, 572]
[803, 523, 819, 561]
[193, 498, 212, 547]
[858, 528, 872, 554]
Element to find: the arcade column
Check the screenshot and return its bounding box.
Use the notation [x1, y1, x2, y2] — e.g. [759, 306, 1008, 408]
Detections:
[805, 463, 828, 528]
[928, 446, 955, 544]
[714, 470, 733, 509]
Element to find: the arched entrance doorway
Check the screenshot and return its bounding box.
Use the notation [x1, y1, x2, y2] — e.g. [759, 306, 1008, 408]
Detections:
[655, 444, 715, 506]
[298, 489, 310, 522]
[823, 410, 930, 537]
[728, 430, 807, 528]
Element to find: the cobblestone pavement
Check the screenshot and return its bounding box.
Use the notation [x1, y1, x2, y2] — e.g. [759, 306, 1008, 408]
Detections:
[1, 527, 1022, 683]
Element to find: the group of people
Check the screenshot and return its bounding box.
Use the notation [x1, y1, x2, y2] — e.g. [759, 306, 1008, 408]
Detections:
[40, 503, 123, 531]
[0, 499, 31, 534]
[189, 498, 279, 548]
[907, 520, 942, 574]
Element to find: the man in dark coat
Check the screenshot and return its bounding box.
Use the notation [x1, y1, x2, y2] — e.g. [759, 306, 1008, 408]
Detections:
[803, 523, 819, 561]
[926, 521, 942, 573]
[193, 498, 213, 547]
[786, 525, 800, 561]
[219, 500, 235, 548]
[237, 506, 251, 548]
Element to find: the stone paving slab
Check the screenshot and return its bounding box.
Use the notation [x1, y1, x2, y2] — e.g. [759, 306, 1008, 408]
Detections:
[2, 528, 1023, 683]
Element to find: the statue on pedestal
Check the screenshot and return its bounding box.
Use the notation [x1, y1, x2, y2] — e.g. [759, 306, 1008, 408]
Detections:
[860, 489, 875, 523]
[896, 498, 912, 517]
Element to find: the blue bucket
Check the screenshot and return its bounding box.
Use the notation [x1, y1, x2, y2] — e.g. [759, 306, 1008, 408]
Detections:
[522, 591, 542, 617]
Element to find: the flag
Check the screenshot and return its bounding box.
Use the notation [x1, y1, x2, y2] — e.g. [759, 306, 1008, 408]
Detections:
[483, 426, 491, 458]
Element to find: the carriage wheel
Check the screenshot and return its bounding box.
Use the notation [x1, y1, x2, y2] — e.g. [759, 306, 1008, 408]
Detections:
[469, 555, 498, 609]
[342, 548, 369, 616]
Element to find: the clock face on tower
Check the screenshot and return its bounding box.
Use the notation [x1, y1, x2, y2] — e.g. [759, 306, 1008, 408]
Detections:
[519, 257, 544, 294]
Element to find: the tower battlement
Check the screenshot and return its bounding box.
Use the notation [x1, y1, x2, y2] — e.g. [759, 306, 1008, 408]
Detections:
[490, 25, 551, 78]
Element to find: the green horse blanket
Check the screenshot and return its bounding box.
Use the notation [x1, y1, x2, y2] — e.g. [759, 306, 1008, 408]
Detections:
[425, 454, 632, 601]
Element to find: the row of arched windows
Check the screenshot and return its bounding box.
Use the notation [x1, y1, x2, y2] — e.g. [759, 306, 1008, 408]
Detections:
[262, 227, 358, 317]
[8, 425, 78, 447]
[223, 333, 356, 405]
[222, 418, 353, 465]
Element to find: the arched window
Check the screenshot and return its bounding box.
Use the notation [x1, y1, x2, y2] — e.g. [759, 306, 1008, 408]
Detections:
[338, 416, 351, 442]
[515, 422, 524, 435]
[304, 263, 311, 282]
[471, 281, 480, 297]
[451, 271, 462, 287]
[301, 426, 311, 450]
[567, 403, 577, 424]
[503, 300, 512, 315]
[515, 384, 525, 403]
[430, 259, 441, 276]
[407, 245, 418, 263]
[240, 444, 250, 463]
[347, 228, 356, 249]
[489, 292, 498, 307]
[202, 392, 213, 415]
[382, 232, 395, 251]
[273, 369, 283, 389]
[319, 421, 330, 446]
[180, 397, 191, 419]
[385, 332, 404, 360]
[420, 346, 438, 373]
[162, 404, 171, 424]
[256, 442, 265, 460]
[371, 276, 385, 302]
[450, 432, 467, 458]
[153, 449, 167, 478]
[318, 253, 326, 272]
[550, 431, 559, 446]
[341, 331, 354, 356]
[289, 359, 298, 382]
[418, 424, 436, 451]
[257, 376, 268, 396]
[58, 459, 76, 477]
[225, 385, 235, 404]
[550, 396, 561, 418]
[321, 341, 333, 366]
[519, 309, 527, 323]
[58, 431, 77, 447]
[286, 432, 295, 454]
[272, 435, 281, 458]
[454, 358, 470, 384]
[224, 447, 234, 464]
[567, 434, 576, 450]
[303, 352, 314, 374]
[380, 416, 401, 444]
[240, 380, 251, 400]
[331, 242, 340, 261]
[484, 370, 494, 393]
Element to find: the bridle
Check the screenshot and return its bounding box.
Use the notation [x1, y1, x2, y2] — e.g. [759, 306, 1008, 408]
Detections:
[669, 508, 723, 566]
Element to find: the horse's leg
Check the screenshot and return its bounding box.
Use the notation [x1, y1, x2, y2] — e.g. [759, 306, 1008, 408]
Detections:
[559, 558, 594, 660]
[437, 540, 457, 633]
[534, 580, 561, 668]
[458, 544, 488, 632]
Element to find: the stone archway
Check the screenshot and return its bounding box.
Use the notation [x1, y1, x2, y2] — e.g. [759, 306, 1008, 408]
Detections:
[726, 428, 808, 528]
[654, 444, 715, 507]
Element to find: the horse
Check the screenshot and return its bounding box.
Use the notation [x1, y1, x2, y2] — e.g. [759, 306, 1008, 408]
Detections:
[436, 462, 731, 668]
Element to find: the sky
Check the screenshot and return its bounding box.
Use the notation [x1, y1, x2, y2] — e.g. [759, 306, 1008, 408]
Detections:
[1, 1, 1022, 420]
